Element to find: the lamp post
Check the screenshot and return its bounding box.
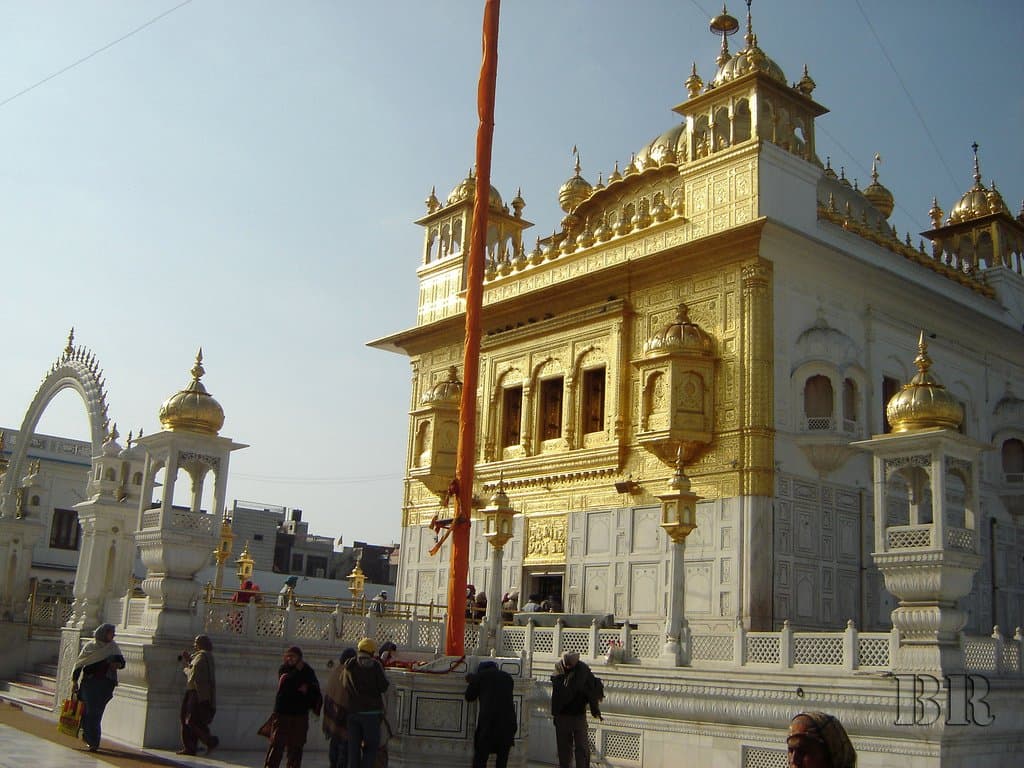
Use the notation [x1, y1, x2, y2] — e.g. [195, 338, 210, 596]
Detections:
[658, 449, 700, 665]
[346, 551, 367, 602]
[481, 477, 516, 652]
[213, 512, 235, 592]
[235, 541, 254, 586]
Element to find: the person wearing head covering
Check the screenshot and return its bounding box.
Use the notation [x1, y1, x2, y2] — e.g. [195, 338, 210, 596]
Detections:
[72, 623, 126, 752]
[178, 635, 218, 756]
[323, 647, 357, 768]
[278, 575, 300, 608]
[369, 590, 388, 616]
[550, 651, 603, 768]
[337, 637, 390, 768]
[465, 660, 517, 768]
[787, 711, 857, 768]
[264, 645, 322, 768]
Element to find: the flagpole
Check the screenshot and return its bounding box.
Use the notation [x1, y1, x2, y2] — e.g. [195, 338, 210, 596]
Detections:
[446, 0, 500, 657]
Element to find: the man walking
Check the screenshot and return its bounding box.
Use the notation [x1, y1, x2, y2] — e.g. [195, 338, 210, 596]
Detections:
[338, 637, 390, 768]
[264, 646, 322, 768]
[178, 635, 218, 756]
[550, 652, 603, 768]
[465, 660, 517, 768]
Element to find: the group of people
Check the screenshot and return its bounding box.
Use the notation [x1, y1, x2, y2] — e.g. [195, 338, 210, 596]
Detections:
[465, 584, 487, 620]
[70, 622, 858, 768]
[520, 592, 561, 613]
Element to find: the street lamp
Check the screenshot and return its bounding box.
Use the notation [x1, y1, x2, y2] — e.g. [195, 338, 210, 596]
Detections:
[213, 512, 235, 592]
[235, 540, 255, 586]
[658, 448, 701, 664]
[346, 554, 367, 602]
[481, 477, 516, 650]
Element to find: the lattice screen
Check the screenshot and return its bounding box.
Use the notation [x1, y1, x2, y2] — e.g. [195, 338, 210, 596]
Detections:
[743, 746, 787, 768]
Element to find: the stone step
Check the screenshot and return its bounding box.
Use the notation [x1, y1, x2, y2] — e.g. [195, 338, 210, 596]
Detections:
[35, 663, 59, 677]
[17, 672, 56, 693]
[0, 680, 56, 714]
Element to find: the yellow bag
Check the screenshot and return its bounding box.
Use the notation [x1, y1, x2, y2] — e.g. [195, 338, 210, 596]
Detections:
[57, 696, 85, 738]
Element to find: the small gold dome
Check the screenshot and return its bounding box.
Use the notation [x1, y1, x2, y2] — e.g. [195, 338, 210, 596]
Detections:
[863, 154, 894, 219]
[711, 12, 786, 89]
[558, 151, 592, 213]
[446, 169, 503, 209]
[159, 349, 225, 436]
[635, 123, 688, 171]
[421, 366, 462, 405]
[885, 333, 963, 433]
[644, 303, 714, 357]
[948, 144, 1010, 224]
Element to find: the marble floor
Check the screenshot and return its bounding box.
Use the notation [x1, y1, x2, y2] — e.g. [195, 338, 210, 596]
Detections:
[0, 724, 109, 767]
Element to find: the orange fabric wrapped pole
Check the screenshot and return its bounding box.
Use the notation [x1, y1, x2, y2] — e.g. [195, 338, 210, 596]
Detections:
[446, 0, 500, 657]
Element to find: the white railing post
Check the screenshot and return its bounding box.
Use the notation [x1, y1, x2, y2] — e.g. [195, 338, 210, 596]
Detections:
[888, 627, 900, 670]
[992, 626, 1005, 674]
[553, 617, 564, 659]
[1014, 627, 1023, 675]
[621, 620, 633, 662]
[589, 618, 600, 662]
[475, 620, 488, 656]
[734, 619, 746, 666]
[780, 620, 794, 670]
[332, 604, 343, 640]
[245, 601, 258, 640]
[844, 620, 858, 671]
[284, 604, 296, 643]
[524, 618, 535, 667]
[438, 613, 448, 656]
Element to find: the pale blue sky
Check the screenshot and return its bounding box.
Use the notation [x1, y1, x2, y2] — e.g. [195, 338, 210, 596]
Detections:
[1, 1, 1020, 548]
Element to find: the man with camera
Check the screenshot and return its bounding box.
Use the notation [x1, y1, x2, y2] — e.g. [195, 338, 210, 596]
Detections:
[178, 635, 219, 756]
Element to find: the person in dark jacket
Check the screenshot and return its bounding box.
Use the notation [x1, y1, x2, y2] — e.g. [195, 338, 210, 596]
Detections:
[550, 652, 602, 768]
[323, 647, 357, 768]
[72, 623, 126, 752]
[337, 637, 390, 768]
[178, 634, 218, 756]
[465, 660, 517, 768]
[264, 645, 322, 768]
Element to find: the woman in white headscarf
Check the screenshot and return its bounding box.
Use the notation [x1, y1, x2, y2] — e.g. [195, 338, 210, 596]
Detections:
[72, 623, 126, 752]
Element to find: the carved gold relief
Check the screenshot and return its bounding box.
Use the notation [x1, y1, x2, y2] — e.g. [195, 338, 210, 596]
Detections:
[524, 513, 568, 565]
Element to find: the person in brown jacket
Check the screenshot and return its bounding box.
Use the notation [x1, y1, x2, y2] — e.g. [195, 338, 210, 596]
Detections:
[337, 637, 389, 768]
[178, 635, 219, 755]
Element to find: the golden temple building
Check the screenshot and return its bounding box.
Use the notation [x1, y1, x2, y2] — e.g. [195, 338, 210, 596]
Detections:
[370, 5, 1024, 638]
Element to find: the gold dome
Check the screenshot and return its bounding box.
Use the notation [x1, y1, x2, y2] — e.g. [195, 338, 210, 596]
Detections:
[635, 123, 687, 171]
[446, 169, 503, 209]
[948, 144, 1010, 224]
[885, 333, 963, 433]
[421, 366, 462, 405]
[558, 150, 593, 213]
[159, 349, 225, 436]
[644, 303, 714, 357]
[863, 154, 894, 219]
[711, 9, 786, 89]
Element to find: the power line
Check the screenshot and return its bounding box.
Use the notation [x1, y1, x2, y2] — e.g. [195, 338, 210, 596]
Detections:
[853, 0, 959, 198]
[0, 0, 193, 111]
[231, 471, 404, 486]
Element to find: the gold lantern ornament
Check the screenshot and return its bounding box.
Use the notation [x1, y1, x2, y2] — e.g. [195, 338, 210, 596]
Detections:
[481, 477, 516, 550]
[346, 555, 367, 600]
[659, 448, 701, 543]
[235, 541, 255, 585]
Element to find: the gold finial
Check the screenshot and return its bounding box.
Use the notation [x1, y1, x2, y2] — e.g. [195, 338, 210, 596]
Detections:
[108, 422, 119, 443]
[929, 197, 944, 228]
[871, 153, 881, 183]
[971, 142, 982, 186]
[126, 430, 133, 449]
[64, 328, 75, 358]
[710, 4, 739, 66]
[191, 348, 205, 382]
[743, 0, 754, 48]
[685, 62, 703, 98]
[885, 331, 963, 433]
[609, 160, 622, 182]
[572, 145, 581, 176]
[796, 64, 816, 96]
[425, 185, 440, 213]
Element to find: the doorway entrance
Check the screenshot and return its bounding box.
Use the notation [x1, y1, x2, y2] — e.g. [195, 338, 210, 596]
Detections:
[524, 569, 564, 610]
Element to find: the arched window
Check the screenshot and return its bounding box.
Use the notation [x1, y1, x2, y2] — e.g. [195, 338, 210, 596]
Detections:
[803, 375, 833, 430]
[1003, 438, 1024, 482]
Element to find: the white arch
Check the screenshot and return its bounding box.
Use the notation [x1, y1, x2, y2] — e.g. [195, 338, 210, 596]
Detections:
[0, 332, 110, 517]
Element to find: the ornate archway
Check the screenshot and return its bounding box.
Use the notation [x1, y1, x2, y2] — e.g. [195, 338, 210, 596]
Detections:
[0, 329, 110, 517]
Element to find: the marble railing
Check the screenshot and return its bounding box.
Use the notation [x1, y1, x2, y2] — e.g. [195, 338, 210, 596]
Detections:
[198, 603, 1024, 676]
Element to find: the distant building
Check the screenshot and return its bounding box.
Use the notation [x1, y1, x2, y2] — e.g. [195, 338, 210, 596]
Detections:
[0, 427, 92, 600]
